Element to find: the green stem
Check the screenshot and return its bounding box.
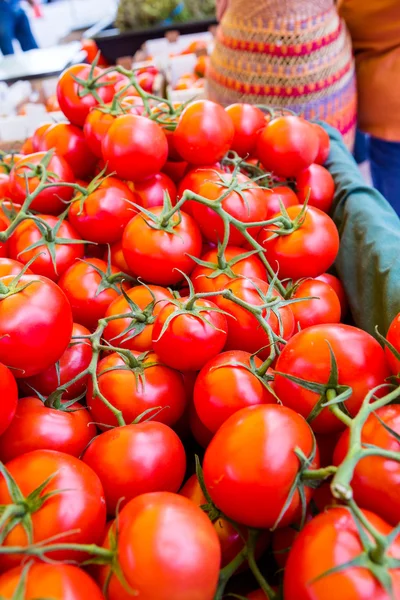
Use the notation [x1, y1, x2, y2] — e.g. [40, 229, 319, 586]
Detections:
[348, 499, 388, 565]
[302, 465, 337, 481]
[247, 530, 277, 600]
[213, 547, 248, 600]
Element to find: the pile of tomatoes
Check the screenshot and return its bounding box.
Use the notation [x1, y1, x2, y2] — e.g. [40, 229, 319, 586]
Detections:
[0, 61, 399, 600]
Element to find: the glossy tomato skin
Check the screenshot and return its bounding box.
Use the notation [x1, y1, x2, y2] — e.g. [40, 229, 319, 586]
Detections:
[0, 174, 10, 200]
[9, 215, 84, 281]
[107, 240, 132, 274]
[20, 322, 92, 399]
[32, 122, 52, 151]
[0, 363, 18, 436]
[225, 103, 266, 157]
[174, 100, 234, 165]
[103, 284, 172, 352]
[87, 351, 187, 429]
[385, 312, 400, 376]
[290, 278, 341, 329]
[117, 492, 221, 600]
[284, 507, 400, 600]
[0, 258, 30, 277]
[0, 449, 106, 571]
[57, 64, 114, 127]
[191, 246, 267, 294]
[0, 217, 8, 258]
[176, 166, 224, 216]
[256, 116, 319, 178]
[313, 123, 331, 165]
[296, 164, 335, 213]
[68, 177, 138, 244]
[82, 422, 186, 514]
[0, 274, 73, 378]
[194, 350, 275, 433]
[316, 272, 348, 317]
[274, 324, 391, 434]
[0, 396, 96, 462]
[40, 123, 97, 179]
[122, 207, 202, 286]
[258, 205, 340, 279]
[102, 114, 168, 182]
[263, 185, 299, 218]
[152, 298, 228, 372]
[0, 563, 105, 599]
[134, 172, 177, 208]
[333, 404, 400, 526]
[9, 152, 75, 214]
[203, 404, 319, 528]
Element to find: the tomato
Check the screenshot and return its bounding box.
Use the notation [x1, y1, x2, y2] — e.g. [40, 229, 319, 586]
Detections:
[274, 324, 391, 434]
[0, 258, 28, 278]
[21, 137, 34, 154]
[296, 164, 335, 213]
[103, 284, 172, 352]
[57, 64, 114, 127]
[225, 103, 266, 157]
[102, 115, 168, 182]
[9, 214, 84, 281]
[203, 404, 319, 528]
[0, 363, 18, 437]
[107, 240, 132, 274]
[9, 151, 75, 215]
[173, 100, 234, 165]
[0, 174, 10, 199]
[385, 312, 400, 376]
[177, 166, 224, 216]
[316, 272, 348, 318]
[313, 123, 331, 165]
[87, 351, 187, 429]
[20, 322, 92, 399]
[0, 217, 8, 258]
[191, 246, 267, 294]
[152, 298, 228, 371]
[247, 591, 270, 600]
[0, 449, 106, 571]
[256, 116, 319, 178]
[40, 123, 97, 180]
[333, 404, 400, 526]
[82, 421, 186, 514]
[284, 507, 400, 600]
[68, 177, 138, 244]
[0, 274, 73, 378]
[162, 159, 188, 183]
[262, 185, 299, 218]
[117, 492, 221, 600]
[58, 258, 128, 330]
[217, 277, 295, 357]
[258, 205, 340, 279]
[0, 563, 105, 599]
[290, 278, 341, 329]
[191, 172, 269, 245]
[122, 207, 202, 285]
[0, 396, 95, 462]
[32, 122, 52, 152]
[134, 172, 177, 208]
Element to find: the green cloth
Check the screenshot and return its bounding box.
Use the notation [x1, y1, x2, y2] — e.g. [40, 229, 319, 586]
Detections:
[321, 123, 400, 336]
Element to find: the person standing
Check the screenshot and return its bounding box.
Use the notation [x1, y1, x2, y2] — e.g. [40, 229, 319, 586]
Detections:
[0, 0, 38, 56]
[207, 0, 357, 149]
[338, 0, 400, 215]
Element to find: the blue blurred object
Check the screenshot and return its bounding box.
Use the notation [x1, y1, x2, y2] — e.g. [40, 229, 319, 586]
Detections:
[353, 127, 369, 164]
[369, 136, 400, 217]
[160, 1, 185, 25]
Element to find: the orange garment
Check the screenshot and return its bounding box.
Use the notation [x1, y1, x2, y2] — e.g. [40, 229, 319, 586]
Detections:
[338, 0, 400, 141]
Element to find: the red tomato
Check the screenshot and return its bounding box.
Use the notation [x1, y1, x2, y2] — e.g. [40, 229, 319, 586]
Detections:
[103, 284, 172, 352]
[0, 396, 96, 462]
[102, 115, 168, 182]
[290, 278, 341, 329]
[247, 591, 270, 600]
[274, 324, 391, 434]
[191, 246, 267, 293]
[0, 274, 73, 378]
[385, 312, 400, 376]
[217, 277, 295, 357]
[31, 122, 52, 152]
[313, 123, 331, 165]
[40, 123, 97, 179]
[87, 351, 187, 429]
[0, 257, 29, 277]
[316, 272, 348, 317]
[117, 492, 221, 600]
[20, 322, 92, 399]
[0, 174, 10, 199]
[9, 214, 84, 281]
[194, 350, 275, 433]
[258, 205, 339, 279]
[122, 207, 202, 286]
[162, 159, 188, 183]
[57, 64, 114, 127]
[134, 172, 177, 208]
[203, 404, 320, 528]
[284, 507, 400, 600]
[107, 240, 132, 274]
[152, 297, 228, 371]
[263, 185, 299, 218]
[0, 217, 8, 257]
[225, 103, 266, 157]
[189, 400, 214, 448]
[333, 404, 400, 526]
[21, 137, 34, 154]
[256, 116, 319, 178]
[58, 258, 128, 330]
[0, 363, 18, 436]
[174, 100, 234, 165]
[0, 449, 106, 571]
[9, 151, 75, 214]
[68, 177, 138, 244]
[296, 164, 335, 213]
[0, 563, 105, 599]
[176, 166, 224, 216]
[82, 421, 186, 514]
